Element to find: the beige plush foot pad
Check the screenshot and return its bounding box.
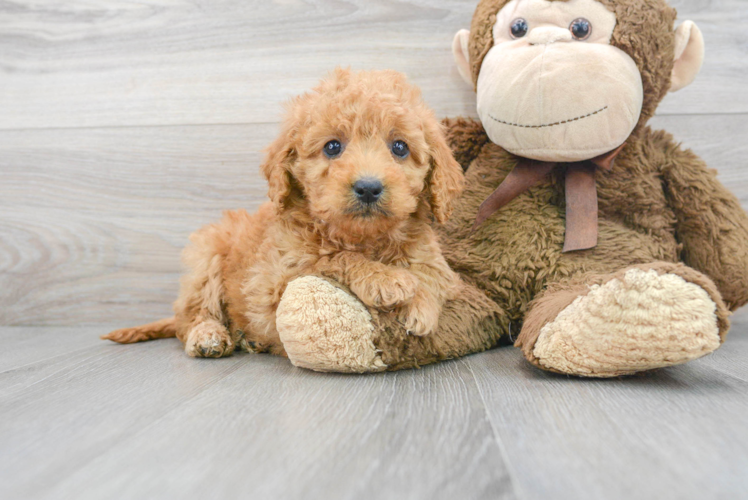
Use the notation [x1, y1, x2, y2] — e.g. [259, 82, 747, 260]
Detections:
[533, 269, 721, 377]
[276, 276, 387, 373]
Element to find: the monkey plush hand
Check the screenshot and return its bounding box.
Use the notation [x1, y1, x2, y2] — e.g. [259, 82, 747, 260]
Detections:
[275, 0, 748, 377]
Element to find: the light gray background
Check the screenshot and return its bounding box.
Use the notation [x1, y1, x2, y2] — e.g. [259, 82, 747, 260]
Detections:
[1, 1, 746, 499]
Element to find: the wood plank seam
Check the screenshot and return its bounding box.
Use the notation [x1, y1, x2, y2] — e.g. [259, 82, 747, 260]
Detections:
[466, 359, 525, 500]
[32, 359, 248, 487]
[0, 344, 105, 378]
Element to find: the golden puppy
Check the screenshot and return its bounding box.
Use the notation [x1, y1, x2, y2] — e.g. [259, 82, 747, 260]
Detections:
[103, 68, 464, 358]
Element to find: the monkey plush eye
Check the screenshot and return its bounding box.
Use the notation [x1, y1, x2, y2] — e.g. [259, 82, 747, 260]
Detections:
[391, 140, 410, 159]
[323, 140, 343, 158]
[569, 18, 592, 40]
[510, 18, 529, 39]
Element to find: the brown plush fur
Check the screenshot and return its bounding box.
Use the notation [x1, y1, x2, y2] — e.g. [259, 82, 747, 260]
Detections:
[103, 69, 465, 358]
[362, 120, 748, 371]
[339, 0, 748, 372]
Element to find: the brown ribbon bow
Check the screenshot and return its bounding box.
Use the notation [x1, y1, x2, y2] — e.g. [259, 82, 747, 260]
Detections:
[472, 143, 626, 253]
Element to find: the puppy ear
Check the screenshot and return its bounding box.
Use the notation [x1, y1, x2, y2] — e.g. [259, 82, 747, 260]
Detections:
[260, 126, 296, 209]
[427, 122, 465, 223]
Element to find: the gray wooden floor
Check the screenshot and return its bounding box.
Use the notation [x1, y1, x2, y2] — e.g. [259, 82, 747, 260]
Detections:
[2, 315, 748, 500]
[1, 0, 748, 499]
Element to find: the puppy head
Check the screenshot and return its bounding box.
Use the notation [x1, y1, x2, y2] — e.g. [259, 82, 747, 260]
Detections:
[261, 68, 464, 236]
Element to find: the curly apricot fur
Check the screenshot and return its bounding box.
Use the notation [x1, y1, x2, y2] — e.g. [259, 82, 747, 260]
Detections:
[104, 68, 464, 356]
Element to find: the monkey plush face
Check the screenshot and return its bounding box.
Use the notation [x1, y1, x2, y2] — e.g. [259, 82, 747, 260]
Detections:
[453, 0, 705, 163]
[474, 0, 642, 161]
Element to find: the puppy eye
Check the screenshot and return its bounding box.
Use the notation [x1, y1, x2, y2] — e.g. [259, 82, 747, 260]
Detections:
[391, 140, 410, 159]
[510, 18, 528, 39]
[569, 18, 591, 40]
[323, 140, 343, 159]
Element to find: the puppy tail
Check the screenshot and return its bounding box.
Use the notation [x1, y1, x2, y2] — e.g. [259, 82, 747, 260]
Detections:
[101, 317, 177, 344]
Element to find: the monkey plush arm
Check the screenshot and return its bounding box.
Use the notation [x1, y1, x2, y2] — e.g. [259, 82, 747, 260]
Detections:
[660, 138, 748, 310]
[441, 117, 489, 172]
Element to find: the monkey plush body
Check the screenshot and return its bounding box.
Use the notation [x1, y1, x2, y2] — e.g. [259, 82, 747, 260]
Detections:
[273, 0, 748, 376]
[434, 118, 743, 375]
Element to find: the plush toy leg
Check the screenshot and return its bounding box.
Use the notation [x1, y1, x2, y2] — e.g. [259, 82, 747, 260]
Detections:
[516, 262, 730, 377]
[371, 281, 506, 370]
[276, 276, 387, 373]
[276, 276, 506, 373]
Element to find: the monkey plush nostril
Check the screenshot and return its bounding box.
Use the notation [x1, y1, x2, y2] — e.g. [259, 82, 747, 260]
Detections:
[353, 178, 384, 205]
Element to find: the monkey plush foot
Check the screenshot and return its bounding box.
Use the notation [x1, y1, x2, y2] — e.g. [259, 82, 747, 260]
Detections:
[517, 265, 729, 377]
[276, 276, 387, 373]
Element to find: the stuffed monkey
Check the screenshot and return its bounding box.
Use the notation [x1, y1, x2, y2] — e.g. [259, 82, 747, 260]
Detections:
[276, 0, 748, 377]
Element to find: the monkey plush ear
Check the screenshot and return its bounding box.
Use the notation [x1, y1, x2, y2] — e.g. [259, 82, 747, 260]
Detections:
[260, 130, 296, 209]
[427, 123, 465, 223]
[452, 29, 473, 87]
[670, 21, 705, 92]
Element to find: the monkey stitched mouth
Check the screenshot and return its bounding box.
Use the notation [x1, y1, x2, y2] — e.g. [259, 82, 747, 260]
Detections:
[489, 106, 608, 129]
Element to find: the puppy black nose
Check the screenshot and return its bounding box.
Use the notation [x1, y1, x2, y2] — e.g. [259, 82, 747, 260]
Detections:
[353, 178, 384, 204]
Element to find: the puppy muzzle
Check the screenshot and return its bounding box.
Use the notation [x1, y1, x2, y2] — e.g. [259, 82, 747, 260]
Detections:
[347, 178, 390, 218]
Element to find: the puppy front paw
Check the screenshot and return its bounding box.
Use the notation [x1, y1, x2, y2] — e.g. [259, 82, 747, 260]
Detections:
[352, 269, 419, 310]
[399, 292, 440, 336]
[185, 320, 234, 358]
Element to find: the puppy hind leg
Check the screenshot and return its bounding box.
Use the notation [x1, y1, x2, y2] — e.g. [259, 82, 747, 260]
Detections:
[175, 252, 235, 358]
[184, 318, 233, 358]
